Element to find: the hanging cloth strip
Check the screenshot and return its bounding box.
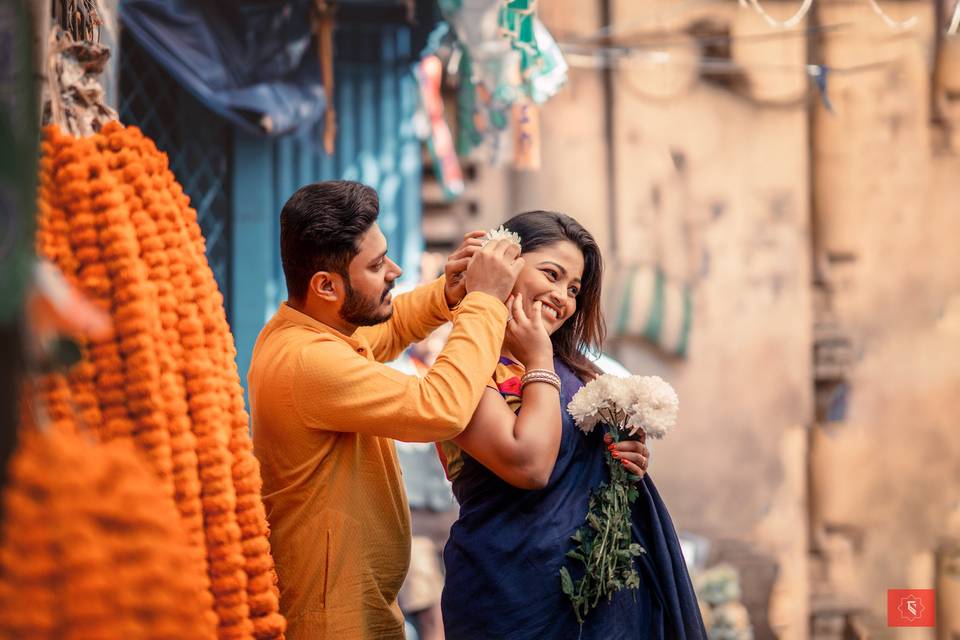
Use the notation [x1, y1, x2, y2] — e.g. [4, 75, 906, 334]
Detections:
[120, 0, 327, 137]
[416, 55, 465, 198]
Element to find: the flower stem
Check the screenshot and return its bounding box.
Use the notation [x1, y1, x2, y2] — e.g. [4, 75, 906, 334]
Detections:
[561, 420, 646, 624]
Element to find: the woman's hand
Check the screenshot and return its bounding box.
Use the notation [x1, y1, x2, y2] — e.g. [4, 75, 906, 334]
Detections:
[503, 293, 553, 370]
[604, 432, 650, 479]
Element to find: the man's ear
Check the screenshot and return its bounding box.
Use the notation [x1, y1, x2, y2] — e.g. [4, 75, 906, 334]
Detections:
[308, 271, 343, 303]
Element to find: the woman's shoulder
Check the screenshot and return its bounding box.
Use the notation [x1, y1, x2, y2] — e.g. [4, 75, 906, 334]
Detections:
[489, 357, 525, 411]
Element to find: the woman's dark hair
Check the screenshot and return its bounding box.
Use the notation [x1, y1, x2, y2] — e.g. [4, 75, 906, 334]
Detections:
[502, 210, 605, 382]
[280, 180, 379, 301]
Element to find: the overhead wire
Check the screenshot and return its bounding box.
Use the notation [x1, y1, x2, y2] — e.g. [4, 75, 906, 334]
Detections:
[606, 22, 854, 49]
[948, 0, 960, 35]
[738, 0, 814, 28]
[865, 0, 919, 29]
[561, 44, 900, 76]
[576, 0, 926, 43]
[560, 37, 902, 110]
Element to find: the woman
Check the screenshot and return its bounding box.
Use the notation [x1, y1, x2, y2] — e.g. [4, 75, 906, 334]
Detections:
[438, 211, 707, 639]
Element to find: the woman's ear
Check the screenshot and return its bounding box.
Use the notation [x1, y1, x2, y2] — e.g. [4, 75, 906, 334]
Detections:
[308, 271, 341, 303]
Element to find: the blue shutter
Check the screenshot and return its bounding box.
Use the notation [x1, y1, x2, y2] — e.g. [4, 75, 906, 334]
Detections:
[230, 22, 424, 397]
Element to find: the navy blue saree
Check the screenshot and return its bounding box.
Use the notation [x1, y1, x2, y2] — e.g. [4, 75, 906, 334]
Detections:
[441, 359, 707, 640]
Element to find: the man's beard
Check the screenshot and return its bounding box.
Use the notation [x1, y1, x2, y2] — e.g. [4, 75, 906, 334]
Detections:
[339, 278, 394, 327]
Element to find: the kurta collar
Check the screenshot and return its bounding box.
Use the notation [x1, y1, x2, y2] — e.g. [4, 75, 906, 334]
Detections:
[277, 302, 366, 351]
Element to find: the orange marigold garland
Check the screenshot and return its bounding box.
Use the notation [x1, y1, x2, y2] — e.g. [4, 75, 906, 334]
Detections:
[124, 122, 282, 639]
[181, 211, 283, 637]
[47, 131, 135, 447]
[0, 423, 217, 639]
[34, 123, 285, 639]
[36, 131, 105, 439]
[92, 149, 176, 497]
[96, 122, 219, 630]
[109, 124, 254, 638]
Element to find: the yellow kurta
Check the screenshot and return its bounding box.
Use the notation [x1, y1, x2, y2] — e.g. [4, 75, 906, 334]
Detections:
[248, 277, 506, 639]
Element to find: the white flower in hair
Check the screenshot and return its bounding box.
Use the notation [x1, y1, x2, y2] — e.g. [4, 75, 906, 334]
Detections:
[481, 225, 522, 249]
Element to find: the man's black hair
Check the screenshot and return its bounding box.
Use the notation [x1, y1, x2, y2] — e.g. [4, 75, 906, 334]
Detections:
[280, 180, 379, 301]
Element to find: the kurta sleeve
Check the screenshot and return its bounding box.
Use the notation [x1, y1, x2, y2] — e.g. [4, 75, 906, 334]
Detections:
[293, 291, 508, 442]
[355, 276, 455, 363]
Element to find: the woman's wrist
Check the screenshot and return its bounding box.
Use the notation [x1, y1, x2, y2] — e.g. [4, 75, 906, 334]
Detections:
[522, 354, 555, 371]
[521, 368, 562, 394]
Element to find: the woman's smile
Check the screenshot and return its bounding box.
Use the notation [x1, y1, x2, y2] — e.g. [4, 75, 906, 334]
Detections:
[539, 300, 563, 322]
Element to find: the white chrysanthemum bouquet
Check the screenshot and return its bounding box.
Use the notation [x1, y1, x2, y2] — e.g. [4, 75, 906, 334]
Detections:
[559, 374, 679, 625]
[567, 374, 678, 439]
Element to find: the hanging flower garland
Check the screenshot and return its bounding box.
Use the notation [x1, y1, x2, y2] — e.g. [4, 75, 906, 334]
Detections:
[95, 123, 218, 626]
[177, 171, 284, 637]
[33, 123, 286, 640]
[0, 417, 217, 639]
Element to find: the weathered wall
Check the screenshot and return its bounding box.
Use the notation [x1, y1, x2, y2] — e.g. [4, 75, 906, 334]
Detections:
[602, 4, 813, 637]
[811, 1, 960, 636]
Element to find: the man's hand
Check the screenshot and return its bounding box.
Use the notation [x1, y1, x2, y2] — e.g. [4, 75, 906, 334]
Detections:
[604, 432, 650, 479]
[444, 231, 486, 307]
[463, 239, 524, 303]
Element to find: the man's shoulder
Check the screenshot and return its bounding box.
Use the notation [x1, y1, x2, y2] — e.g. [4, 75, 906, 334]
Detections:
[259, 316, 349, 349]
[251, 319, 354, 378]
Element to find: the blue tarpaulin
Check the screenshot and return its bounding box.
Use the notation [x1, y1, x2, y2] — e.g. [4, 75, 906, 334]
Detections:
[120, 0, 326, 137]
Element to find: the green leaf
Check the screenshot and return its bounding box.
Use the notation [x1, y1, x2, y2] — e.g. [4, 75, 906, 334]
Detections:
[558, 465, 656, 624]
[559, 567, 574, 596]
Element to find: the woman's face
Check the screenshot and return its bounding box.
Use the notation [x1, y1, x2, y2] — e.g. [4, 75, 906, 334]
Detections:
[513, 240, 585, 336]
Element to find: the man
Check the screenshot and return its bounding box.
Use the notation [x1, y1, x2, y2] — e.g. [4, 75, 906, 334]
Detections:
[248, 181, 522, 639]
